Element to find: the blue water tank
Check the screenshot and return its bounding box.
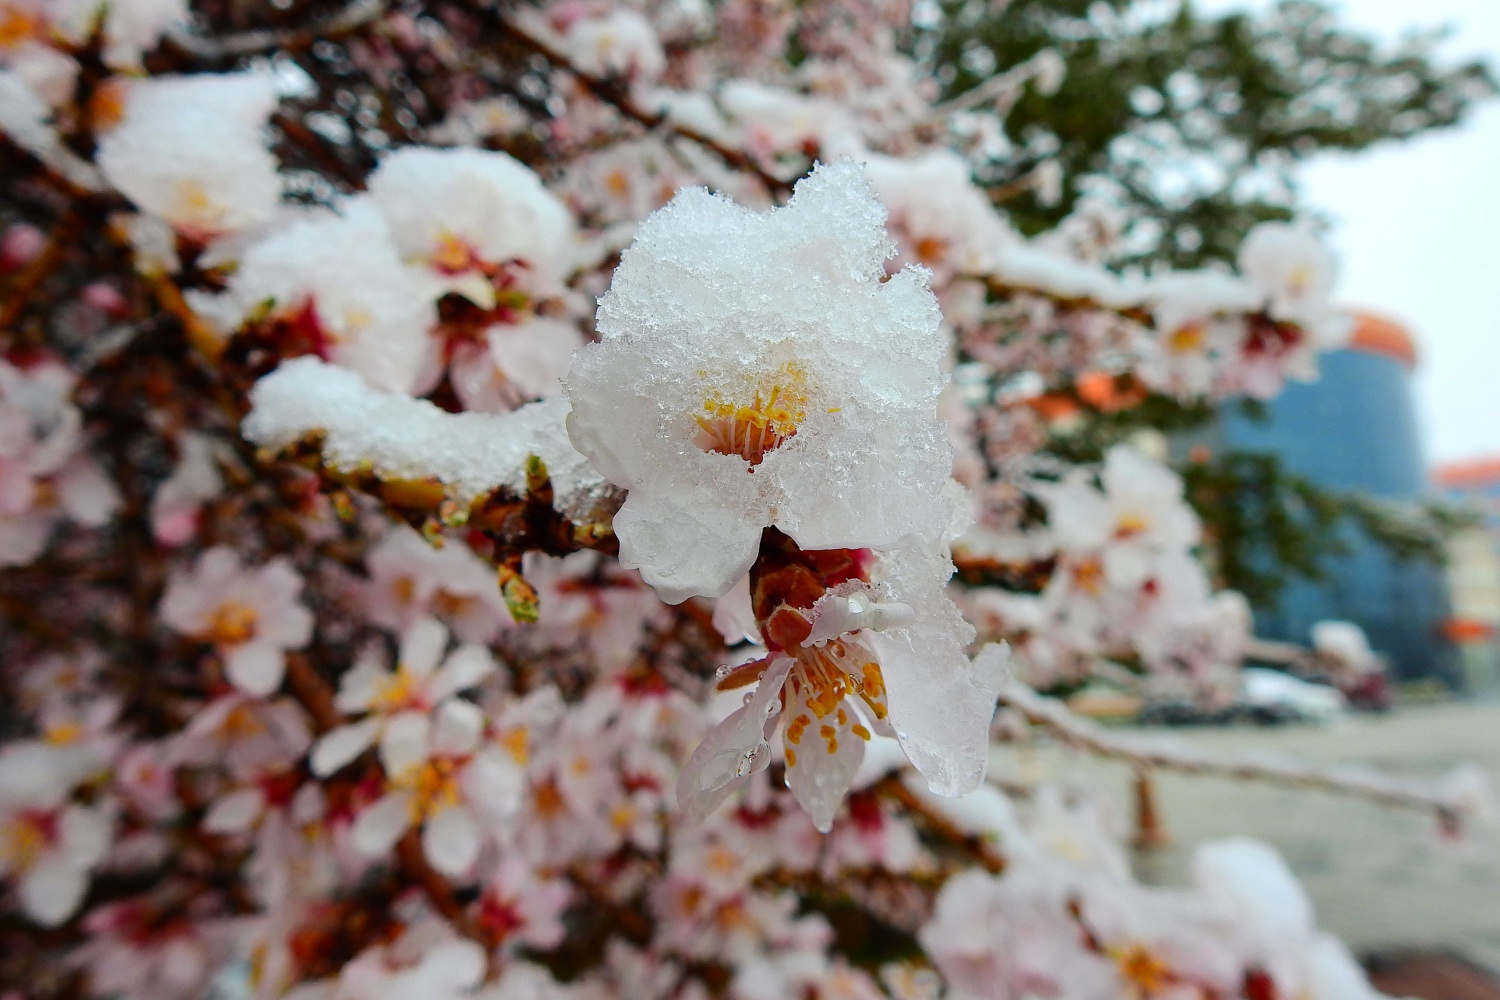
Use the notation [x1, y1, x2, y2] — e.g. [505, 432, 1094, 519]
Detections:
[1218, 314, 1459, 686]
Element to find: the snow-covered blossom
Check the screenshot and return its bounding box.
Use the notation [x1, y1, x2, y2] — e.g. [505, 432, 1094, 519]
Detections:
[366, 146, 574, 304]
[45, 0, 190, 70]
[1312, 620, 1380, 677]
[160, 547, 314, 696]
[192, 201, 437, 393]
[720, 81, 858, 160]
[311, 618, 495, 777]
[863, 150, 1013, 281]
[1237, 221, 1342, 337]
[564, 10, 667, 83]
[565, 160, 957, 603]
[97, 72, 282, 240]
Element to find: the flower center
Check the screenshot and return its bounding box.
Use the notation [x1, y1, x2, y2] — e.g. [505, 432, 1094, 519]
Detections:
[1114, 513, 1149, 539]
[1168, 322, 1206, 354]
[207, 602, 259, 646]
[394, 757, 462, 821]
[431, 232, 482, 275]
[1109, 944, 1173, 997]
[1, 811, 56, 871]
[373, 669, 421, 712]
[695, 363, 808, 466]
[0, 9, 43, 51]
[1072, 557, 1104, 595]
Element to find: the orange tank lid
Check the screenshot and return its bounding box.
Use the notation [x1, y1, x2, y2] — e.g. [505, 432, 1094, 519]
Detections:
[1434, 455, 1500, 489]
[1346, 311, 1418, 369]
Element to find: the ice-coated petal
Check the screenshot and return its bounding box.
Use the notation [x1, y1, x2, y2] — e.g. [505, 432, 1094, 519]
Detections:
[676, 657, 791, 821]
[870, 636, 1005, 798]
[783, 687, 866, 833]
[352, 791, 414, 858]
[422, 804, 481, 877]
[310, 717, 381, 777]
[224, 641, 285, 697]
[612, 490, 763, 604]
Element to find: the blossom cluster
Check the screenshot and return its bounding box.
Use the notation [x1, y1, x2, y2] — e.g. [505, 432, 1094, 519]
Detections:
[0, 0, 1446, 998]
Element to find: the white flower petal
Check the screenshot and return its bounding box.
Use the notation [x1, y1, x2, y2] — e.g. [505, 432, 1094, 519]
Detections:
[378, 711, 430, 777]
[422, 804, 481, 877]
[224, 641, 285, 697]
[203, 787, 267, 834]
[310, 717, 381, 777]
[431, 699, 483, 757]
[399, 617, 449, 677]
[427, 644, 495, 702]
[352, 791, 414, 858]
[19, 857, 88, 927]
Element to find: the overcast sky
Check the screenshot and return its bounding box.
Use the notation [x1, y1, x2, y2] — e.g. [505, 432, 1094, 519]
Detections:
[1198, 0, 1500, 467]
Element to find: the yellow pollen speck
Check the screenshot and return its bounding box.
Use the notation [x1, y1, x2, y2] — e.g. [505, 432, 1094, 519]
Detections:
[431, 231, 479, 274]
[393, 758, 462, 821]
[373, 669, 419, 712]
[1168, 323, 1206, 354]
[1, 815, 51, 871]
[499, 727, 529, 765]
[44, 722, 82, 746]
[694, 362, 808, 466]
[852, 723, 871, 741]
[785, 748, 797, 767]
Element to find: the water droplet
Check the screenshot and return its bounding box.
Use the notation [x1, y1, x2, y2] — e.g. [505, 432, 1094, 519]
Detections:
[715, 663, 734, 680]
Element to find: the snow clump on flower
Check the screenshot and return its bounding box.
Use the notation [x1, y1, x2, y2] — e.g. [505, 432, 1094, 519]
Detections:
[565, 159, 958, 603]
[97, 72, 283, 240]
[563, 9, 667, 83]
[366, 146, 575, 304]
[194, 202, 437, 394]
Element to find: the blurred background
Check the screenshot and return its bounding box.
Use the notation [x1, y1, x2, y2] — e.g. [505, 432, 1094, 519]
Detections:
[970, 0, 1500, 992]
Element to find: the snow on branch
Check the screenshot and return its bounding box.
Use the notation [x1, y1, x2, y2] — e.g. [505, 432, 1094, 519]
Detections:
[242, 356, 616, 524]
[996, 676, 1486, 830]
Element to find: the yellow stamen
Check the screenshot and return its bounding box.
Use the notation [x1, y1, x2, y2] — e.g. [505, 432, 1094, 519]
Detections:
[694, 363, 808, 466]
[207, 602, 259, 646]
[393, 758, 462, 822]
[1168, 323, 1206, 354]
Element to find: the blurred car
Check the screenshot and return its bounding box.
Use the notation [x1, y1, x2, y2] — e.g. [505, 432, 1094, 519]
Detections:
[1238, 667, 1347, 724]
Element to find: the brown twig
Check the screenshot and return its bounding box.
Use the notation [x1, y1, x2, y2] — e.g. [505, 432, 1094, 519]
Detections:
[996, 676, 1470, 830]
[0, 211, 79, 336]
[490, 12, 795, 198]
